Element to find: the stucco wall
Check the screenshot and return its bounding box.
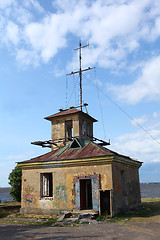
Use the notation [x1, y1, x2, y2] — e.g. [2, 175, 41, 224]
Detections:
[51, 115, 80, 140]
[112, 161, 141, 215]
[21, 163, 113, 215]
[51, 113, 94, 141]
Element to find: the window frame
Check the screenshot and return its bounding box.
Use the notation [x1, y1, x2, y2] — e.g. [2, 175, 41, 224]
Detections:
[40, 173, 53, 198]
[65, 120, 73, 139]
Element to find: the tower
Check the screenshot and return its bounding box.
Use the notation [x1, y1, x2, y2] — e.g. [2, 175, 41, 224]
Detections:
[31, 41, 110, 150]
[45, 107, 97, 150]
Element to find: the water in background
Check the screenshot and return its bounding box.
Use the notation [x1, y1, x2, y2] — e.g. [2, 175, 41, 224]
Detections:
[0, 183, 160, 203]
[0, 188, 13, 203]
[140, 183, 160, 198]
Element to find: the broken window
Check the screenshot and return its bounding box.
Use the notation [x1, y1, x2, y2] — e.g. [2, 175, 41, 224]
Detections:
[40, 173, 53, 197]
[82, 120, 86, 136]
[87, 122, 91, 136]
[65, 120, 73, 139]
[70, 139, 81, 148]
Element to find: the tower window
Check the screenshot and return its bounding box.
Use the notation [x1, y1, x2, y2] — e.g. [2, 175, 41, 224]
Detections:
[82, 120, 86, 135]
[88, 123, 91, 136]
[65, 120, 73, 139]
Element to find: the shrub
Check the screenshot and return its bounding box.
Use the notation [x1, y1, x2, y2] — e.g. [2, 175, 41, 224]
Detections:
[8, 165, 22, 202]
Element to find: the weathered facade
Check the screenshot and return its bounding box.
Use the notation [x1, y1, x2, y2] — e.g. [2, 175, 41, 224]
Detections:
[18, 108, 142, 216]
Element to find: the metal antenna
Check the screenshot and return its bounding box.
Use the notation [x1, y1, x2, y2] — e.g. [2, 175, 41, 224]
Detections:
[66, 39, 95, 111]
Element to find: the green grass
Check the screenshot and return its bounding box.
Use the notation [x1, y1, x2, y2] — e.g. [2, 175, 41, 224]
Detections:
[0, 201, 20, 207]
[107, 198, 160, 223]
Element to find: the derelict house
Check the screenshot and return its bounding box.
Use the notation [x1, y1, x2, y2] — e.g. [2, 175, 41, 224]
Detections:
[18, 41, 142, 217]
[18, 107, 142, 217]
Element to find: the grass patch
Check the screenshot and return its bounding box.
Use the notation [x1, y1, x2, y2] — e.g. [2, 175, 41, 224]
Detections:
[0, 208, 7, 218]
[96, 215, 106, 221]
[0, 198, 160, 226]
[80, 221, 89, 225]
[0, 201, 21, 219]
[0, 201, 20, 207]
[107, 198, 160, 223]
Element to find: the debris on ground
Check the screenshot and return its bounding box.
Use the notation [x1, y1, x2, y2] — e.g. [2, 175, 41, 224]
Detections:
[56, 211, 99, 226]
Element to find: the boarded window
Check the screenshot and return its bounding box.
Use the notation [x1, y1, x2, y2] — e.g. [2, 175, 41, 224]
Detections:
[40, 173, 53, 197]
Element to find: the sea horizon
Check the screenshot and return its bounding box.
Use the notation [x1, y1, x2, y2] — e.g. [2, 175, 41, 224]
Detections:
[0, 182, 160, 203]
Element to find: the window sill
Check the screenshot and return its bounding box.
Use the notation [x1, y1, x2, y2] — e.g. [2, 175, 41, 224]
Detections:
[40, 197, 54, 200]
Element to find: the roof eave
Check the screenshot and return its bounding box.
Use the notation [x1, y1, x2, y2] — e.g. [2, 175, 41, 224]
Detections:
[44, 111, 97, 122]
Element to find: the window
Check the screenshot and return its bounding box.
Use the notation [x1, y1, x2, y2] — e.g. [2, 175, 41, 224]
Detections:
[87, 123, 91, 136]
[65, 120, 73, 139]
[40, 173, 53, 197]
[121, 170, 126, 196]
[82, 120, 86, 135]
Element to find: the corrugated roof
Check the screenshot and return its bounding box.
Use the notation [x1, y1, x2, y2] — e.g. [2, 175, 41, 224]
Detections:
[45, 108, 97, 122]
[19, 141, 114, 164]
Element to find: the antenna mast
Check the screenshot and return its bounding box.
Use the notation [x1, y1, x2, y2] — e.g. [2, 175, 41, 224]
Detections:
[79, 40, 82, 111]
[67, 40, 95, 111]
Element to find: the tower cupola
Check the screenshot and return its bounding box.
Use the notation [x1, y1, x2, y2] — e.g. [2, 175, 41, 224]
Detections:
[45, 107, 97, 149]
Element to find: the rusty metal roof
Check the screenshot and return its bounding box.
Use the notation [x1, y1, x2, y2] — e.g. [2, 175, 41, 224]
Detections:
[19, 141, 115, 164]
[45, 108, 97, 122]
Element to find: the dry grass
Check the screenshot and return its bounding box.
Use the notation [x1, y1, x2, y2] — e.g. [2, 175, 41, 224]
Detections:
[0, 199, 160, 225]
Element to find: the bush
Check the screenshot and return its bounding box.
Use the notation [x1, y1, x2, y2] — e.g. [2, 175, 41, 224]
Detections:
[8, 165, 22, 202]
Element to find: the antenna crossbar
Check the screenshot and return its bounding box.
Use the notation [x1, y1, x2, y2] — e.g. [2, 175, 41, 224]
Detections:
[67, 40, 95, 111]
[74, 43, 89, 51]
[66, 67, 96, 76]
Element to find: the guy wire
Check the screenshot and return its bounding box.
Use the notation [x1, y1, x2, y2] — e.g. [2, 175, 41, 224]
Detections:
[94, 68, 107, 139]
[65, 75, 68, 108]
[88, 76, 160, 146]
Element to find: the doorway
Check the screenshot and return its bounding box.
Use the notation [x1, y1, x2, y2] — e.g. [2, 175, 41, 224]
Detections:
[100, 190, 110, 215]
[80, 179, 92, 210]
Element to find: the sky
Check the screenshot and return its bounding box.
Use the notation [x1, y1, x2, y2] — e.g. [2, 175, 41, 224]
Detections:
[0, 0, 160, 187]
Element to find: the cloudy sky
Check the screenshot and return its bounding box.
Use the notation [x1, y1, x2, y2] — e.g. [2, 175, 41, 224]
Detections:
[0, 0, 160, 187]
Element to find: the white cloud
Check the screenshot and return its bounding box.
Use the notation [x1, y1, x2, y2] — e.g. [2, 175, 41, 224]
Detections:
[111, 113, 160, 163]
[23, 0, 45, 13]
[150, 17, 160, 40]
[1, 0, 160, 69]
[52, 0, 78, 12]
[131, 115, 148, 126]
[5, 21, 19, 45]
[109, 55, 160, 104]
[16, 48, 40, 66]
[0, 0, 14, 8]
[64, 0, 160, 70]
[13, 7, 33, 25]
[24, 14, 68, 63]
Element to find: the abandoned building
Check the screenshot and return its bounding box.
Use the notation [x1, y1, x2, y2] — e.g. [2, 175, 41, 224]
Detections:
[18, 107, 142, 217]
[18, 41, 142, 217]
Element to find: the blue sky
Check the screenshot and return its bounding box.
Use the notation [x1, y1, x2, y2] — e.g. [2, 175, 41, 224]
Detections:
[0, 0, 160, 187]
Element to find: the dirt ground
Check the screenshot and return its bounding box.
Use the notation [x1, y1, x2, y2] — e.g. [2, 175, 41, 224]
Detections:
[0, 198, 160, 239]
[0, 220, 160, 240]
